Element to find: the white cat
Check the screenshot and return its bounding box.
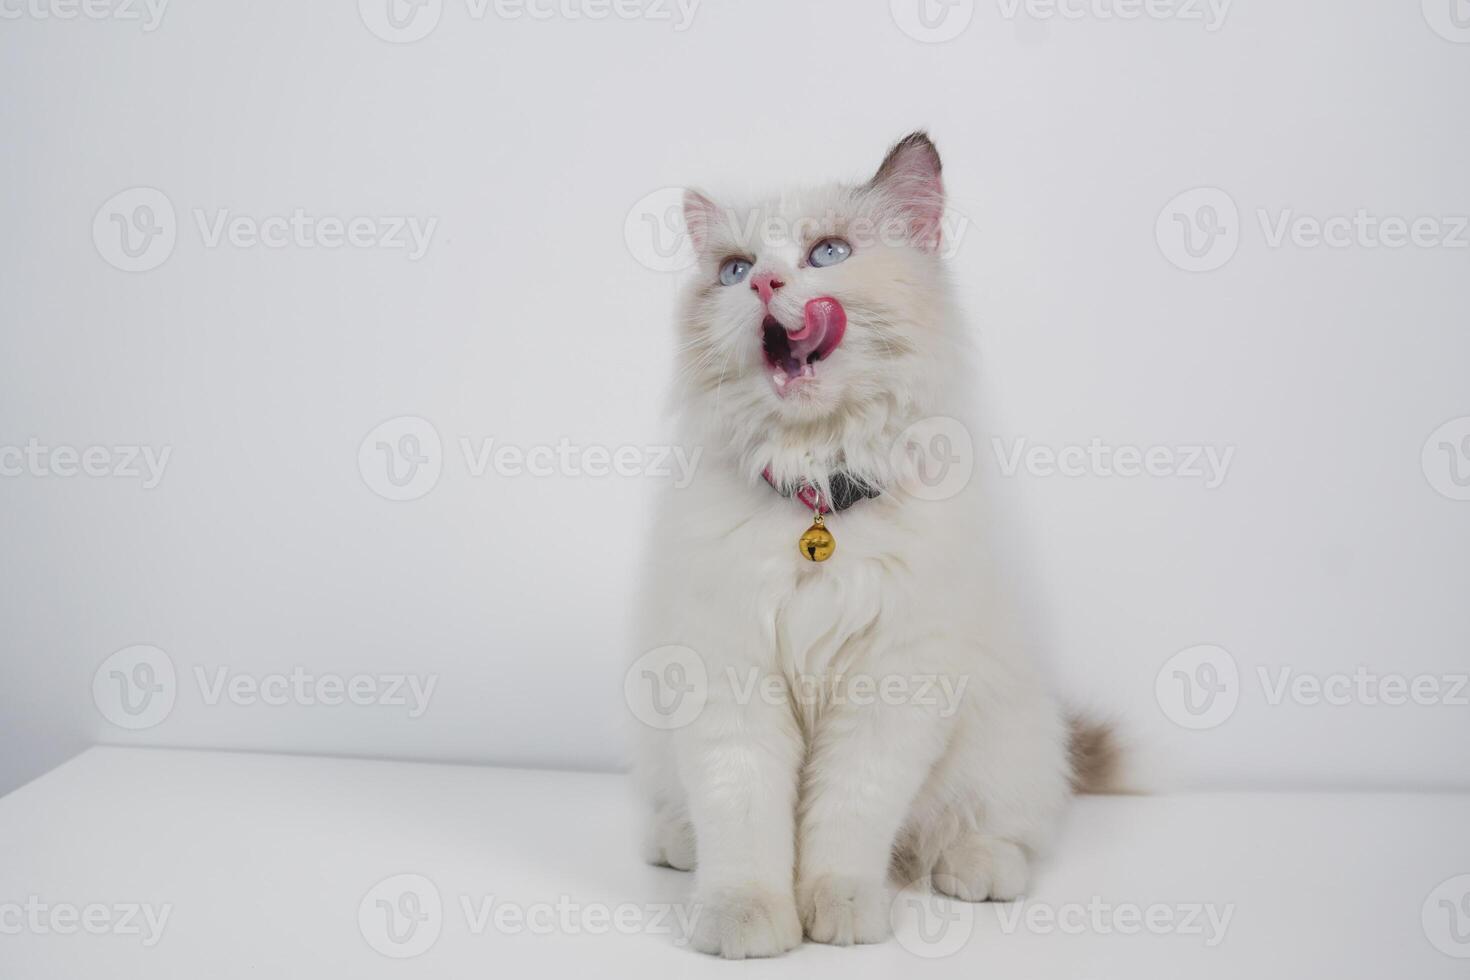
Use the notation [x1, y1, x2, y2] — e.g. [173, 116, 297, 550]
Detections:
[631, 133, 1116, 958]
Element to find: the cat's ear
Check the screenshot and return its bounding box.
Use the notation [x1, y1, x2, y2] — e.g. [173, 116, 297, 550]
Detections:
[867, 131, 945, 253]
[683, 189, 719, 253]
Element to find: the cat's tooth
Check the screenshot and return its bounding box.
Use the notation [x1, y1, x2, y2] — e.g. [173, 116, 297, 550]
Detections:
[800, 363, 816, 379]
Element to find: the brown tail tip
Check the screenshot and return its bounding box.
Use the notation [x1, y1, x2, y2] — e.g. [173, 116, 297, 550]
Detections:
[1068, 714, 1124, 794]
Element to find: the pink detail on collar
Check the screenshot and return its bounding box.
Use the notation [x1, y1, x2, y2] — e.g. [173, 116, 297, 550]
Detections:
[761, 467, 829, 514]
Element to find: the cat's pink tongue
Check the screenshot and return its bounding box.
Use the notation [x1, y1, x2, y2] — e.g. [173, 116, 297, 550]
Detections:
[770, 297, 847, 397]
[790, 297, 847, 353]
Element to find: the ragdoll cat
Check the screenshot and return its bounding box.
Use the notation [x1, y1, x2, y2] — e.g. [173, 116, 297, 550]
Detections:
[631, 132, 1116, 958]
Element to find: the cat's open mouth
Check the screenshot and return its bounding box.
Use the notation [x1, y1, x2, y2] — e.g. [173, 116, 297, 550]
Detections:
[761, 297, 847, 397]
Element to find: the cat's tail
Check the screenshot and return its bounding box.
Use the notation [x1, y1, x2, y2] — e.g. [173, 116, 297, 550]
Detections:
[1067, 713, 1131, 794]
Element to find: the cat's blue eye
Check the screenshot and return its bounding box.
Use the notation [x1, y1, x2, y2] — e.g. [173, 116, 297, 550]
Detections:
[808, 238, 852, 268]
[719, 257, 752, 286]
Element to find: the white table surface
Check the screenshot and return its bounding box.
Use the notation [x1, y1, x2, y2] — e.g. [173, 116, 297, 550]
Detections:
[1, 746, 1467, 978]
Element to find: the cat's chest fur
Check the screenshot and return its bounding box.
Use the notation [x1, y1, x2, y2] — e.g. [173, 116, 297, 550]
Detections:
[770, 555, 885, 680]
[711, 493, 939, 713]
[656, 468, 965, 715]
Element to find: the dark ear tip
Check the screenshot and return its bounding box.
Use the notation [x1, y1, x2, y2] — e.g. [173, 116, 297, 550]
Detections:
[895, 130, 937, 155]
[875, 131, 942, 181]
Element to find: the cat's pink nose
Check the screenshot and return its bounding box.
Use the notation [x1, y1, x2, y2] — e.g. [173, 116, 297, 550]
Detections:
[749, 273, 785, 305]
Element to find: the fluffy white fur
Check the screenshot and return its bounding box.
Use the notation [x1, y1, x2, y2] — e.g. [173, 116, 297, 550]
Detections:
[631, 134, 1092, 958]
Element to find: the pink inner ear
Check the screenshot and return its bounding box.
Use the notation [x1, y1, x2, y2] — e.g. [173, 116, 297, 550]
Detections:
[683, 190, 717, 252]
[901, 189, 944, 254]
[875, 143, 946, 254]
[889, 170, 944, 253]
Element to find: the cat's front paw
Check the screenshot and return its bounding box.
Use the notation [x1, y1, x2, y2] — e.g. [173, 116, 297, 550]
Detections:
[797, 874, 891, 945]
[933, 835, 1029, 902]
[684, 884, 801, 959]
[641, 808, 696, 871]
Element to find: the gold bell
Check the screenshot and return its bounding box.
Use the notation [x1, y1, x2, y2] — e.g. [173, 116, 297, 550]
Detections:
[799, 512, 836, 562]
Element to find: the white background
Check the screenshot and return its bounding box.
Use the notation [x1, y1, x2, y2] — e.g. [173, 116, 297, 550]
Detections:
[1, 0, 1467, 797]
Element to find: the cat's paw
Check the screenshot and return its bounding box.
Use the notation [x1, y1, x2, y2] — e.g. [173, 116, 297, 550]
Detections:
[797, 874, 891, 945]
[684, 884, 801, 959]
[642, 809, 696, 871]
[933, 835, 1029, 902]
